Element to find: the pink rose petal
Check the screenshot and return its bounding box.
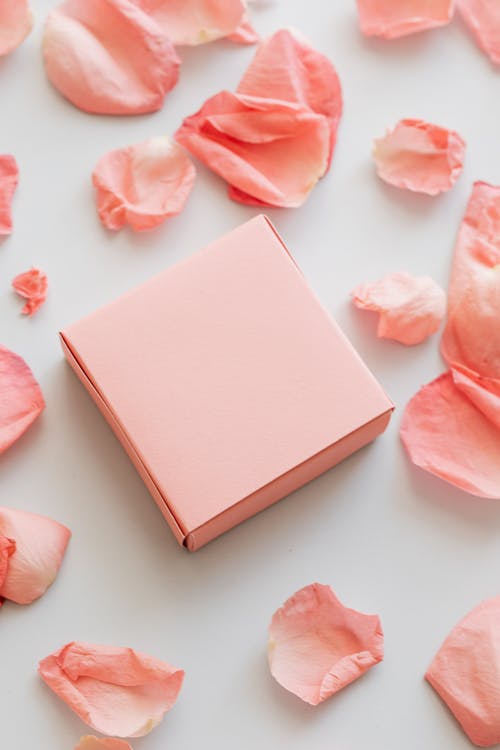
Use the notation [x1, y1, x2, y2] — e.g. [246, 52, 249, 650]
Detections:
[0, 507, 70, 605]
[132, 0, 247, 45]
[43, 0, 180, 115]
[39, 642, 184, 737]
[268, 583, 384, 705]
[426, 597, 500, 746]
[373, 119, 466, 195]
[351, 272, 446, 345]
[0, 345, 45, 455]
[0, 155, 19, 236]
[12, 268, 48, 316]
[451, 366, 500, 431]
[76, 737, 133, 750]
[227, 16, 259, 44]
[0, 0, 33, 56]
[457, 0, 500, 65]
[356, 0, 454, 38]
[0, 536, 16, 607]
[92, 136, 196, 232]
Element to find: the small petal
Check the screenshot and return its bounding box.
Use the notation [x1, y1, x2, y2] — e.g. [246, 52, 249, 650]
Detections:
[227, 16, 259, 44]
[0, 345, 45, 455]
[356, 0, 454, 38]
[351, 272, 446, 345]
[12, 268, 48, 316]
[39, 642, 184, 737]
[268, 583, 384, 705]
[133, 0, 247, 45]
[426, 597, 500, 746]
[92, 136, 196, 232]
[0, 507, 70, 605]
[0, 155, 19, 236]
[457, 0, 500, 65]
[0, 0, 33, 56]
[373, 119, 466, 195]
[76, 737, 133, 750]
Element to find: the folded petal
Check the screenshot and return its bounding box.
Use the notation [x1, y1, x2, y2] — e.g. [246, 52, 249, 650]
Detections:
[0, 345, 45, 455]
[132, 0, 247, 45]
[0, 0, 33, 56]
[227, 16, 259, 44]
[451, 365, 500, 431]
[268, 583, 384, 705]
[373, 120, 466, 195]
[43, 0, 180, 115]
[92, 136, 196, 232]
[0, 155, 19, 236]
[39, 642, 184, 737]
[12, 268, 48, 316]
[356, 0, 454, 38]
[426, 597, 500, 746]
[457, 0, 500, 65]
[76, 737, 132, 750]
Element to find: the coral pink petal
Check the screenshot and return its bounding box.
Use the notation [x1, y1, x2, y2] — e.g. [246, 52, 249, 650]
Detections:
[268, 583, 384, 705]
[0, 0, 33, 56]
[227, 16, 259, 44]
[401, 373, 500, 498]
[132, 0, 246, 45]
[0, 536, 16, 602]
[92, 136, 196, 232]
[39, 642, 184, 737]
[0, 155, 19, 236]
[351, 272, 446, 345]
[356, 0, 453, 38]
[12, 268, 48, 316]
[76, 737, 133, 750]
[373, 119, 466, 195]
[0, 345, 45, 455]
[43, 0, 180, 115]
[457, 0, 500, 64]
[0, 507, 70, 605]
[426, 597, 500, 746]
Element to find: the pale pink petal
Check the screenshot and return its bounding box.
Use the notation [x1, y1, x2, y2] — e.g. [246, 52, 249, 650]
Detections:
[356, 0, 454, 38]
[0, 536, 16, 607]
[0, 155, 19, 236]
[0, 345, 45, 455]
[227, 16, 259, 44]
[12, 268, 48, 316]
[39, 642, 184, 737]
[76, 736, 133, 750]
[373, 120, 466, 195]
[92, 136, 196, 232]
[451, 365, 500, 431]
[268, 583, 384, 705]
[0, 507, 70, 605]
[351, 272, 446, 345]
[131, 0, 246, 45]
[0, 0, 33, 56]
[426, 597, 500, 746]
[43, 0, 180, 115]
[400, 373, 500, 498]
[457, 0, 500, 64]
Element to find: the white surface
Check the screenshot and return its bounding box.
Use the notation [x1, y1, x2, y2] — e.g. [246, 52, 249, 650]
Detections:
[1, 3, 500, 749]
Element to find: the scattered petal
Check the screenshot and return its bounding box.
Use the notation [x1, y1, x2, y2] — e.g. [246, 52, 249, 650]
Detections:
[268, 583, 384, 705]
[76, 737, 133, 750]
[92, 136, 196, 232]
[43, 0, 180, 115]
[227, 16, 259, 44]
[0, 536, 16, 607]
[351, 272, 446, 345]
[0, 155, 19, 236]
[12, 268, 48, 316]
[451, 365, 500, 430]
[39, 642, 184, 737]
[0, 0, 33, 56]
[133, 0, 247, 45]
[373, 119, 466, 195]
[0, 507, 70, 605]
[0, 345, 45, 455]
[426, 597, 500, 746]
[356, 0, 454, 38]
[457, 0, 500, 65]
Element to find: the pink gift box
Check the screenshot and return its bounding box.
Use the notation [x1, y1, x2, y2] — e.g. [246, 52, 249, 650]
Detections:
[60, 216, 393, 551]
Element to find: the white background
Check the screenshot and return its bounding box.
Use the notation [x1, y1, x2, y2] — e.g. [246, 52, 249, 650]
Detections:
[1, 2, 500, 749]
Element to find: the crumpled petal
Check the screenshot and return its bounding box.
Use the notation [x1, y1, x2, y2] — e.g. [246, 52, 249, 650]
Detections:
[0, 0, 33, 56]
[0, 155, 19, 236]
[0, 507, 70, 605]
[92, 136, 196, 232]
[373, 120, 466, 195]
[0, 345, 45, 455]
[39, 642, 185, 737]
[457, 0, 500, 65]
[43, 0, 180, 115]
[351, 272, 446, 345]
[12, 268, 48, 316]
[356, 0, 454, 38]
[76, 737, 132, 750]
[268, 583, 384, 705]
[426, 597, 500, 746]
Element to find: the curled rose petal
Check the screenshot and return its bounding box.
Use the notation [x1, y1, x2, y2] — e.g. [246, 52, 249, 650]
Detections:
[457, 0, 500, 65]
[0, 155, 19, 236]
[92, 136, 196, 232]
[132, 0, 247, 45]
[39, 642, 184, 737]
[12, 268, 48, 316]
[76, 737, 133, 750]
[373, 120, 466, 195]
[268, 583, 384, 705]
[0, 345, 45, 455]
[426, 597, 500, 746]
[356, 0, 454, 38]
[0, 507, 70, 605]
[43, 0, 180, 115]
[351, 272, 446, 345]
[227, 16, 259, 44]
[0, 0, 33, 56]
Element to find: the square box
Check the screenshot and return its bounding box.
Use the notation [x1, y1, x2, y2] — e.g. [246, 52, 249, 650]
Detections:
[60, 216, 393, 550]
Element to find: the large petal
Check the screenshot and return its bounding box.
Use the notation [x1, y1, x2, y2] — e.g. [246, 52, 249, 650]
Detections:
[132, 0, 246, 45]
[0, 345, 45, 455]
[0, 0, 33, 56]
[0, 155, 19, 236]
[12, 268, 48, 316]
[457, 0, 500, 65]
[76, 737, 133, 750]
[356, 0, 454, 38]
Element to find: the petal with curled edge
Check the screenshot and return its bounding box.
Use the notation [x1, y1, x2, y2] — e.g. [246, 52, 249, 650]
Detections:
[0, 345, 45, 455]
[356, 0, 453, 38]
